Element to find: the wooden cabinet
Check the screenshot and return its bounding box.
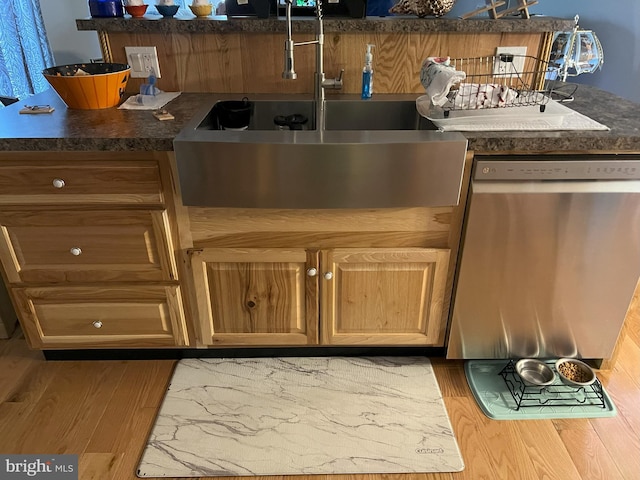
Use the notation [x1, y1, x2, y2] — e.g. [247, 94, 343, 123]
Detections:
[0, 209, 177, 284]
[190, 248, 318, 346]
[189, 246, 450, 346]
[0, 152, 188, 349]
[13, 286, 185, 349]
[320, 248, 450, 345]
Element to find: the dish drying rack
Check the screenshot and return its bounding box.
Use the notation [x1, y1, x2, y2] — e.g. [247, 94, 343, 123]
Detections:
[439, 54, 554, 117]
[499, 359, 606, 411]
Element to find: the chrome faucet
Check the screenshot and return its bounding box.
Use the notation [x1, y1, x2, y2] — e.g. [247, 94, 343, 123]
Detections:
[282, 0, 344, 130]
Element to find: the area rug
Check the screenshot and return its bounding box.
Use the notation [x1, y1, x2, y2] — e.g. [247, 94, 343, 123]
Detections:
[137, 356, 464, 477]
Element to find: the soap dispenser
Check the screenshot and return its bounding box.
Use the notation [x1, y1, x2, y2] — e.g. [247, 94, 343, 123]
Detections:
[361, 44, 375, 100]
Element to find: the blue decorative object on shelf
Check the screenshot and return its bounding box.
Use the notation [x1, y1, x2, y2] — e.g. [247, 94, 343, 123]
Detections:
[89, 0, 125, 18]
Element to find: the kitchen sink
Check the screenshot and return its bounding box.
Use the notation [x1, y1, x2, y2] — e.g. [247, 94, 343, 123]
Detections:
[197, 98, 436, 131]
[325, 100, 431, 131]
[175, 94, 467, 209]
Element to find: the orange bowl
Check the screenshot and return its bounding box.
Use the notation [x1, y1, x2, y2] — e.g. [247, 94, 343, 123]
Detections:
[125, 4, 148, 17]
[43, 63, 130, 110]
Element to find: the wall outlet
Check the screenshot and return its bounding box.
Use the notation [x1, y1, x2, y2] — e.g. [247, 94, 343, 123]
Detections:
[493, 46, 527, 78]
[125, 46, 161, 79]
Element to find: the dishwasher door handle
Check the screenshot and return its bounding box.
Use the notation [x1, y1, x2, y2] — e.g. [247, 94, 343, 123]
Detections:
[472, 180, 640, 195]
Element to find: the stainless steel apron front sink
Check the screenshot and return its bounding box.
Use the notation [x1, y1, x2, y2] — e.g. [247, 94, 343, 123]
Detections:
[174, 95, 468, 209]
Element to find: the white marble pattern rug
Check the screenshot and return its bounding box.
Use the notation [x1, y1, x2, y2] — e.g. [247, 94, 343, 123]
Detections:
[137, 356, 464, 477]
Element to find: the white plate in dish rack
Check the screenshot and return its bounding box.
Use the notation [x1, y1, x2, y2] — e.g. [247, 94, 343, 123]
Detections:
[416, 96, 609, 132]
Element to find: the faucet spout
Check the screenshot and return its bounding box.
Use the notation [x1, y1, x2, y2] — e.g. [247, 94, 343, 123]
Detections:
[282, 0, 297, 79]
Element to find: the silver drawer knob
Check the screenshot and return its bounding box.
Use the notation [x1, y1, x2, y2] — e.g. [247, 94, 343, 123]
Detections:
[306, 268, 318, 277]
[92, 321, 103, 329]
[324, 271, 333, 280]
[70, 247, 82, 256]
[52, 178, 65, 189]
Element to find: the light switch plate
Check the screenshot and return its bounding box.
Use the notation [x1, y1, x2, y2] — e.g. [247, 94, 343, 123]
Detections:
[125, 46, 161, 78]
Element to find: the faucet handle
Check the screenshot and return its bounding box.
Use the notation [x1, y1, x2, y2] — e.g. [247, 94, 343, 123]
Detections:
[323, 69, 344, 90]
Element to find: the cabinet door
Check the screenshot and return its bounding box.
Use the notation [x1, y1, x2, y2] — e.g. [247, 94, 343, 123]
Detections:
[13, 285, 188, 349]
[321, 248, 450, 346]
[0, 209, 177, 283]
[190, 248, 319, 346]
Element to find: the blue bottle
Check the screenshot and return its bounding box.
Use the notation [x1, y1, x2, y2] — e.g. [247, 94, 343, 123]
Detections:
[361, 44, 375, 100]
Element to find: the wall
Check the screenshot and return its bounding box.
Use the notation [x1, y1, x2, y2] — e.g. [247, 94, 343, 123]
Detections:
[40, 0, 102, 65]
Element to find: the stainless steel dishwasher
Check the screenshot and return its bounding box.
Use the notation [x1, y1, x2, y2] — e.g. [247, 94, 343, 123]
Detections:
[447, 156, 640, 360]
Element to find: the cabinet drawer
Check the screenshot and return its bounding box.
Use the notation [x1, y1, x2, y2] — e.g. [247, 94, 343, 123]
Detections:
[13, 285, 188, 348]
[0, 161, 163, 205]
[0, 209, 177, 283]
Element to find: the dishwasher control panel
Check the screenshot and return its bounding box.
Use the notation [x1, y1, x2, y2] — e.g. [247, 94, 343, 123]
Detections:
[474, 158, 640, 181]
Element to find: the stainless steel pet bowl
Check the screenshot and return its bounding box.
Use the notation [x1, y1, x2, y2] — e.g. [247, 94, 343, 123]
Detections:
[555, 358, 596, 387]
[515, 359, 555, 386]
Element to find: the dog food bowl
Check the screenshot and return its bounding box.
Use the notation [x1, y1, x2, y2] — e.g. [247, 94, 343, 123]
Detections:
[555, 358, 596, 387]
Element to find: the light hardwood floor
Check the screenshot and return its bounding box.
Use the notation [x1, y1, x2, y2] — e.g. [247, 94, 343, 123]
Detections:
[1, 306, 638, 480]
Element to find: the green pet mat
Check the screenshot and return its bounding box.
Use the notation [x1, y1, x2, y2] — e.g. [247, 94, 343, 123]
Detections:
[465, 359, 617, 420]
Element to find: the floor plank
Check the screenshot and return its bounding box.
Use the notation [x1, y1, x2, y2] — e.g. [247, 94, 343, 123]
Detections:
[558, 429, 625, 480]
[443, 396, 520, 480]
[589, 414, 640, 480]
[8, 361, 125, 454]
[514, 420, 581, 480]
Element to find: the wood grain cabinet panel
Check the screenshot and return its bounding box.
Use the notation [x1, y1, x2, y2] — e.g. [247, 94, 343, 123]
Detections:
[0, 154, 189, 350]
[320, 248, 450, 346]
[188, 247, 449, 347]
[0, 160, 163, 205]
[0, 209, 177, 283]
[13, 286, 188, 349]
[190, 248, 319, 346]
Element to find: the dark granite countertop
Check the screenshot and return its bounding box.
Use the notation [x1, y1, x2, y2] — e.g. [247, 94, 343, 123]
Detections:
[76, 15, 575, 34]
[1, 84, 639, 154]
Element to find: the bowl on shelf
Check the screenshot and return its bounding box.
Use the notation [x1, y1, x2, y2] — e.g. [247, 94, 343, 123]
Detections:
[189, 3, 213, 17]
[156, 4, 180, 16]
[125, 4, 148, 17]
[42, 63, 130, 110]
[555, 358, 596, 387]
[515, 359, 555, 386]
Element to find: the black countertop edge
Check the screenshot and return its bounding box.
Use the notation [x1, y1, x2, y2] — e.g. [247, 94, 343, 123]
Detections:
[76, 15, 576, 34]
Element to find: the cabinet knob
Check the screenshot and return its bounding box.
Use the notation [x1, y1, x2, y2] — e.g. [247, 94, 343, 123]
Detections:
[70, 247, 82, 256]
[306, 267, 318, 277]
[92, 321, 103, 329]
[323, 271, 333, 280]
[52, 178, 65, 189]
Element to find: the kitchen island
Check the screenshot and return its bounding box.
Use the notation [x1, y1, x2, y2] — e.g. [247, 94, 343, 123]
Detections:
[0, 85, 638, 364]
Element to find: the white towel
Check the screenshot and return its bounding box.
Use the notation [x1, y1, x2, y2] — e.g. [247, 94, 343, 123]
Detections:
[451, 83, 518, 109]
[420, 57, 466, 107]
